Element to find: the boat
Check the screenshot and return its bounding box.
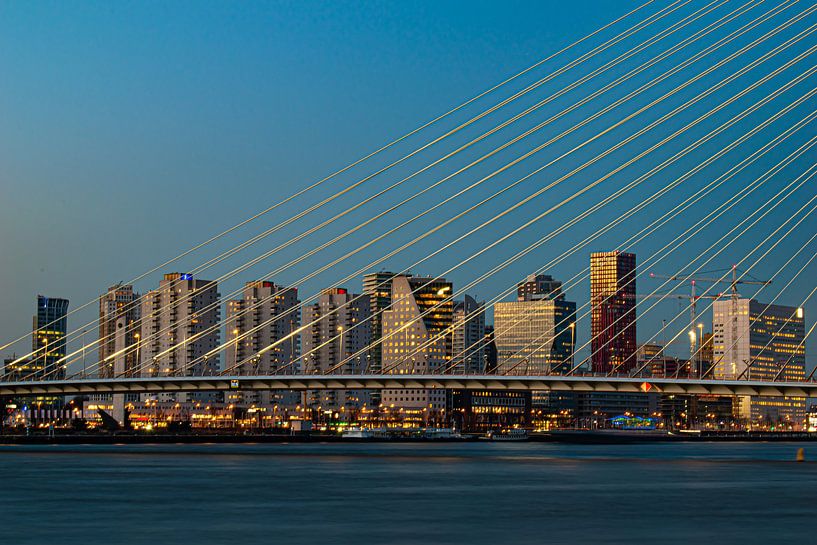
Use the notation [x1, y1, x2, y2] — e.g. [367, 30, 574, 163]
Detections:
[423, 427, 462, 439]
[485, 429, 529, 441]
[342, 428, 373, 439]
[341, 427, 392, 439]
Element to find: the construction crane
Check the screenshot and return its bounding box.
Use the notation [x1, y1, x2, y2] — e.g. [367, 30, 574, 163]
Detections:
[649, 266, 772, 378]
[649, 266, 772, 298]
[639, 289, 721, 376]
[640, 285, 722, 328]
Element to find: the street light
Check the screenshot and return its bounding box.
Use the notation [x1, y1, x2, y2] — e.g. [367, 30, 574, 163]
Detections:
[688, 329, 697, 377]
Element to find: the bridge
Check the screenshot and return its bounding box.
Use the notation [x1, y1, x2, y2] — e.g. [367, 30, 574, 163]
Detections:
[2, 2, 816, 429]
[3, 375, 817, 398]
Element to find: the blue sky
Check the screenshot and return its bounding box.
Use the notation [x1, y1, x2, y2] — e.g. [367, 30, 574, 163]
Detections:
[1, 1, 815, 367]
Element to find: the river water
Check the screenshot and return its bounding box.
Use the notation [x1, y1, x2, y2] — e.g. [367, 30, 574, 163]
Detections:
[0, 442, 814, 544]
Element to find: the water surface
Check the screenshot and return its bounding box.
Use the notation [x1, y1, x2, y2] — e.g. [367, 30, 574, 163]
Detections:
[1, 442, 813, 544]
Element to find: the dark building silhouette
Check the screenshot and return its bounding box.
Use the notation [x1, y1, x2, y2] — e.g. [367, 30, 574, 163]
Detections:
[32, 295, 69, 380]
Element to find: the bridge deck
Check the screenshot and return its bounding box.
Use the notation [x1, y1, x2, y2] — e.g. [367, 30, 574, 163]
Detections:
[1, 375, 816, 398]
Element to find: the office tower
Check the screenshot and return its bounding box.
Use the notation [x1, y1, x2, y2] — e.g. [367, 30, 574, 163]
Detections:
[713, 299, 806, 426]
[451, 295, 486, 374]
[362, 271, 397, 408]
[98, 284, 141, 378]
[494, 285, 576, 375]
[225, 280, 300, 407]
[140, 273, 220, 402]
[32, 295, 69, 380]
[381, 275, 453, 424]
[517, 274, 562, 301]
[301, 287, 371, 414]
[590, 251, 637, 373]
[362, 271, 397, 375]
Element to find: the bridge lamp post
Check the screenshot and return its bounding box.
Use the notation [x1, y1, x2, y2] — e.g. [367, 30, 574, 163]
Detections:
[133, 332, 140, 379]
[568, 322, 576, 375]
[688, 330, 697, 378]
[697, 323, 704, 378]
[337, 325, 344, 375]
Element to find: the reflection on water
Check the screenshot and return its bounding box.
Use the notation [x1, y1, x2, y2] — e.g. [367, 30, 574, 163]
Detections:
[1, 442, 814, 545]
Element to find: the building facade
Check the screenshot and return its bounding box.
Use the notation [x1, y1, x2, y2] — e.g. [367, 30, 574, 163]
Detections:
[32, 295, 70, 380]
[450, 390, 531, 432]
[98, 284, 141, 379]
[301, 287, 371, 414]
[225, 281, 300, 407]
[451, 295, 486, 374]
[712, 298, 806, 426]
[493, 295, 576, 375]
[381, 275, 453, 425]
[362, 271, 396, 375]
[517, 274, 562, 301]
[590, 251, 637, 373]
[139, 273, 220, 402]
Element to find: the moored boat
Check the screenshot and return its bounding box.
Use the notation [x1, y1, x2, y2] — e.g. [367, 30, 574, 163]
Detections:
[485, 429, 529, 441]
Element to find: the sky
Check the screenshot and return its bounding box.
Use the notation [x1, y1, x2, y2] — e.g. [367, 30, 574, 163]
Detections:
[1, 0, 816, 369]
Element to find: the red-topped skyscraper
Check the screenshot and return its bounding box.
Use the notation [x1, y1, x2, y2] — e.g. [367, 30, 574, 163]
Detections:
[590, 251, 637, 374]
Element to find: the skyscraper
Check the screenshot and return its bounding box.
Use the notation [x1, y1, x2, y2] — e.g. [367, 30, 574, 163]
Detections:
[225, 280, 300, 407]
[451, 295, 486, 374]
[362, 271, 397, 408]
[301, 287, 371, 413]
[590, 251, 637, 373]
[381, 275, 453, 424]
[98, 284, 141, 378]
[362, 271, 397, 375]
[139, 273, 220, 402]
[712, 299, 806, 426]
[32, 295, 69, 380]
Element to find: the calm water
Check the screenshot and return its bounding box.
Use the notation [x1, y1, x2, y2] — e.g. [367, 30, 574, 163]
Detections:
[1, 441, 815, 544]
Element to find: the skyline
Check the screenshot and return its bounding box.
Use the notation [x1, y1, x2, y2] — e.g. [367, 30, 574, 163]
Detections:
[4, 4, 817, 544]
[2, 0, 816, 366]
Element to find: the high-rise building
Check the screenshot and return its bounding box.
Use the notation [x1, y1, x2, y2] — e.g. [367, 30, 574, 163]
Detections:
[139, 273, 220, 402]
[712, 299, 806, 426]
[381, 275, 453, 424]
[590, 251, 637, 373]
[362, 271, 398, 409]
[494, 286, 576, 375]
[225, 281, 300, 407]
[362, 271, 397, 375]
[517, 274, 562, 301]
[301, 287, 371, 414]
[32, 295, 69, 380]
[451, 295, 486, 374]
[98, 284, 141, 379]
